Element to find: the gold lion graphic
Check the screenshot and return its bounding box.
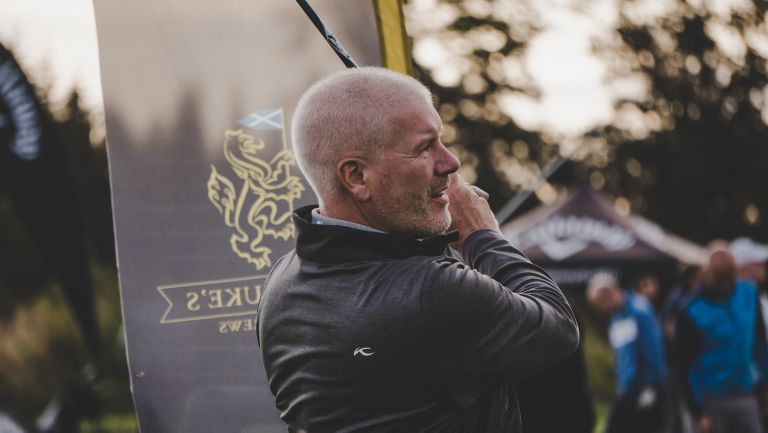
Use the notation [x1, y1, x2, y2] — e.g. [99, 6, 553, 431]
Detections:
[207, 129, 304, 270]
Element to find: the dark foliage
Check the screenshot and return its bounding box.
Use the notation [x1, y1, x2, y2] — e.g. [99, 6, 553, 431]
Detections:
[411, 0, 768, 243]
[597, 2, 768, 243]
[409, 2, 556, 215]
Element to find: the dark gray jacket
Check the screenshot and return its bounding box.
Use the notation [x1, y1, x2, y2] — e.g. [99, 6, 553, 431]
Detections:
[257, 206, 579, 432]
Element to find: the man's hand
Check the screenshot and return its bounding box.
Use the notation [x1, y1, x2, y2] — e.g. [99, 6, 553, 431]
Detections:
[446, 173, 500, 253]
[697, 415, 715, 433]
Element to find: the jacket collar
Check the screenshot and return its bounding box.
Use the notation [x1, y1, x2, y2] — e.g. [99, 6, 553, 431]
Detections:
[293, 205, 458, 262]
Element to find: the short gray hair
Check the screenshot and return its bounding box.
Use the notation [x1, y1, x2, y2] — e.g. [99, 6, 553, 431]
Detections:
[291, 67, 432, 203]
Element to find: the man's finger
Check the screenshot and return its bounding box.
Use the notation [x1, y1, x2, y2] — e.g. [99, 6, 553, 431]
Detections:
[469, 185, 489, 200]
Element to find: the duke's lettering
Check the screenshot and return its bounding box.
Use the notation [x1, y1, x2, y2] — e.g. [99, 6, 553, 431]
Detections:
[158, 277, 266, 324]
[208, 289, 223, 309]
[224, 287, 242, 307]
[186, 292, 200, 311]
[181, 285, 263, 313]
[244, 285, 262, 305]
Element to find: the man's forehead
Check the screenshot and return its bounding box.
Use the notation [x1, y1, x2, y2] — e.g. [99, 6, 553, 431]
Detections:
[392, 101, 441, 131]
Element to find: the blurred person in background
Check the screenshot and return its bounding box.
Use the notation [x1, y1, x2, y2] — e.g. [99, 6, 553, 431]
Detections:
[587, 272, 667, 433]
[634, 272, 661, 310]
[664, 265, 704, 339]
[663, 264, 704, 433]
[676, 249, 768, 433]
[731, 237, 768, 431]
[731, 237, 768, 333]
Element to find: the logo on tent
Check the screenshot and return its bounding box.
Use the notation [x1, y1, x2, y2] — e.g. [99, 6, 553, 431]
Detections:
[518, 216, 636, 261]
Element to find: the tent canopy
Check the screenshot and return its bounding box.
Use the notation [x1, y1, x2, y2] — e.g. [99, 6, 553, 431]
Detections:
[501, 186, 707, 288]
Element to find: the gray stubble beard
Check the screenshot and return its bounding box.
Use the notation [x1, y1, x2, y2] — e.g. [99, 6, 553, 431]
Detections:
[374, 176, 452, 238]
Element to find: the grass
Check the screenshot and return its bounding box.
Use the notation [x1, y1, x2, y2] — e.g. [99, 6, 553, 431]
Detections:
[80, 413, 138, 433]
[593, 399, 610, 433]
[0, 259, 136, 429]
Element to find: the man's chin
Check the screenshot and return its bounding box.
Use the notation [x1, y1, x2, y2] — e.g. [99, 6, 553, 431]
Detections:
[418, 213, 452, 238]
[380, 206, 451, 238]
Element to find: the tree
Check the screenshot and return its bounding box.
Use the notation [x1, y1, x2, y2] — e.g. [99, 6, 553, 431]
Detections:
[54, 91, 115, 263]
[0, 44, 126, 421]
[596, 0, 768, 243]
[406, 0, 768, 243]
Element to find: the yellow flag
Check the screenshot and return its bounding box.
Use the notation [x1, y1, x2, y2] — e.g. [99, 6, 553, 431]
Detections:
[375, 0, 412, 74]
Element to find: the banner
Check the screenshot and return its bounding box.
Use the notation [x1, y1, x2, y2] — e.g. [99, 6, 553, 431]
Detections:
[93, 1, 409, 431]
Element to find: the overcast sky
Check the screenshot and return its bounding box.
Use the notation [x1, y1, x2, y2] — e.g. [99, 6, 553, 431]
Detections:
[0, 0, 619, 137]
[0, 0, 103, 111]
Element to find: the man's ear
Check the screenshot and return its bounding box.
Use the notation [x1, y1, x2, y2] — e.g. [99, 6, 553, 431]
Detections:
[337, 157, 372, 201]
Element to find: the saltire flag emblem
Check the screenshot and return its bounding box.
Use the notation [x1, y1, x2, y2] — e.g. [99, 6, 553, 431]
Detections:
[237, 108, 283, 130]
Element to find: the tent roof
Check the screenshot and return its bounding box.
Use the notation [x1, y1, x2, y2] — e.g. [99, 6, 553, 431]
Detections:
[501, 186, 707, 265]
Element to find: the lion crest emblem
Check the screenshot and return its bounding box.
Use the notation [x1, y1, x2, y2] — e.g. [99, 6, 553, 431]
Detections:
[207, 108, 304, 270]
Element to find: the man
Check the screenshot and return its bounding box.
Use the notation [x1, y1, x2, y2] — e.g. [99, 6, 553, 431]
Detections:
[731, 238, 768, 432]
[731, 237, 768, 338]
[664, 265, 703, 337]
[662, 264, 703, 433]
[677, 250, 768, 433]
[634, 273, 660, 308]
[257, 67, 579, 432]
[586, 273, 666, 433]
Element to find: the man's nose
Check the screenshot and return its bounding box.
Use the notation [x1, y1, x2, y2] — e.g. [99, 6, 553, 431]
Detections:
[434, 142, 461, 176]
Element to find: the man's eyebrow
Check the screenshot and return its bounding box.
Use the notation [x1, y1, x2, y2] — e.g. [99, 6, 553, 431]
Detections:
[412, 131, 438, 151]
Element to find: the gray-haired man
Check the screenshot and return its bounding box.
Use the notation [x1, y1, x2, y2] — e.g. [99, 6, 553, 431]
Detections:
[257, 67, 578, 432]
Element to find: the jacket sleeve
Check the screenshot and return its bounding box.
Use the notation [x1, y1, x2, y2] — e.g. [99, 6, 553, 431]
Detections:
[420, 229, 579, 406]
[637, 308, 667, 388]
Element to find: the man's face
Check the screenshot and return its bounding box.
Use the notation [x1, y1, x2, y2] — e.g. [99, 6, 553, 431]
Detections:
[637, 276, 659, 301]
[366, 100, 461, 238]
[590, 286, 624, 315]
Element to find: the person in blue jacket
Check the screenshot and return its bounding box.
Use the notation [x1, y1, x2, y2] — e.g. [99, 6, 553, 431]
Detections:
[677, 249, 768, 433]
[587, 272, 667, 433]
